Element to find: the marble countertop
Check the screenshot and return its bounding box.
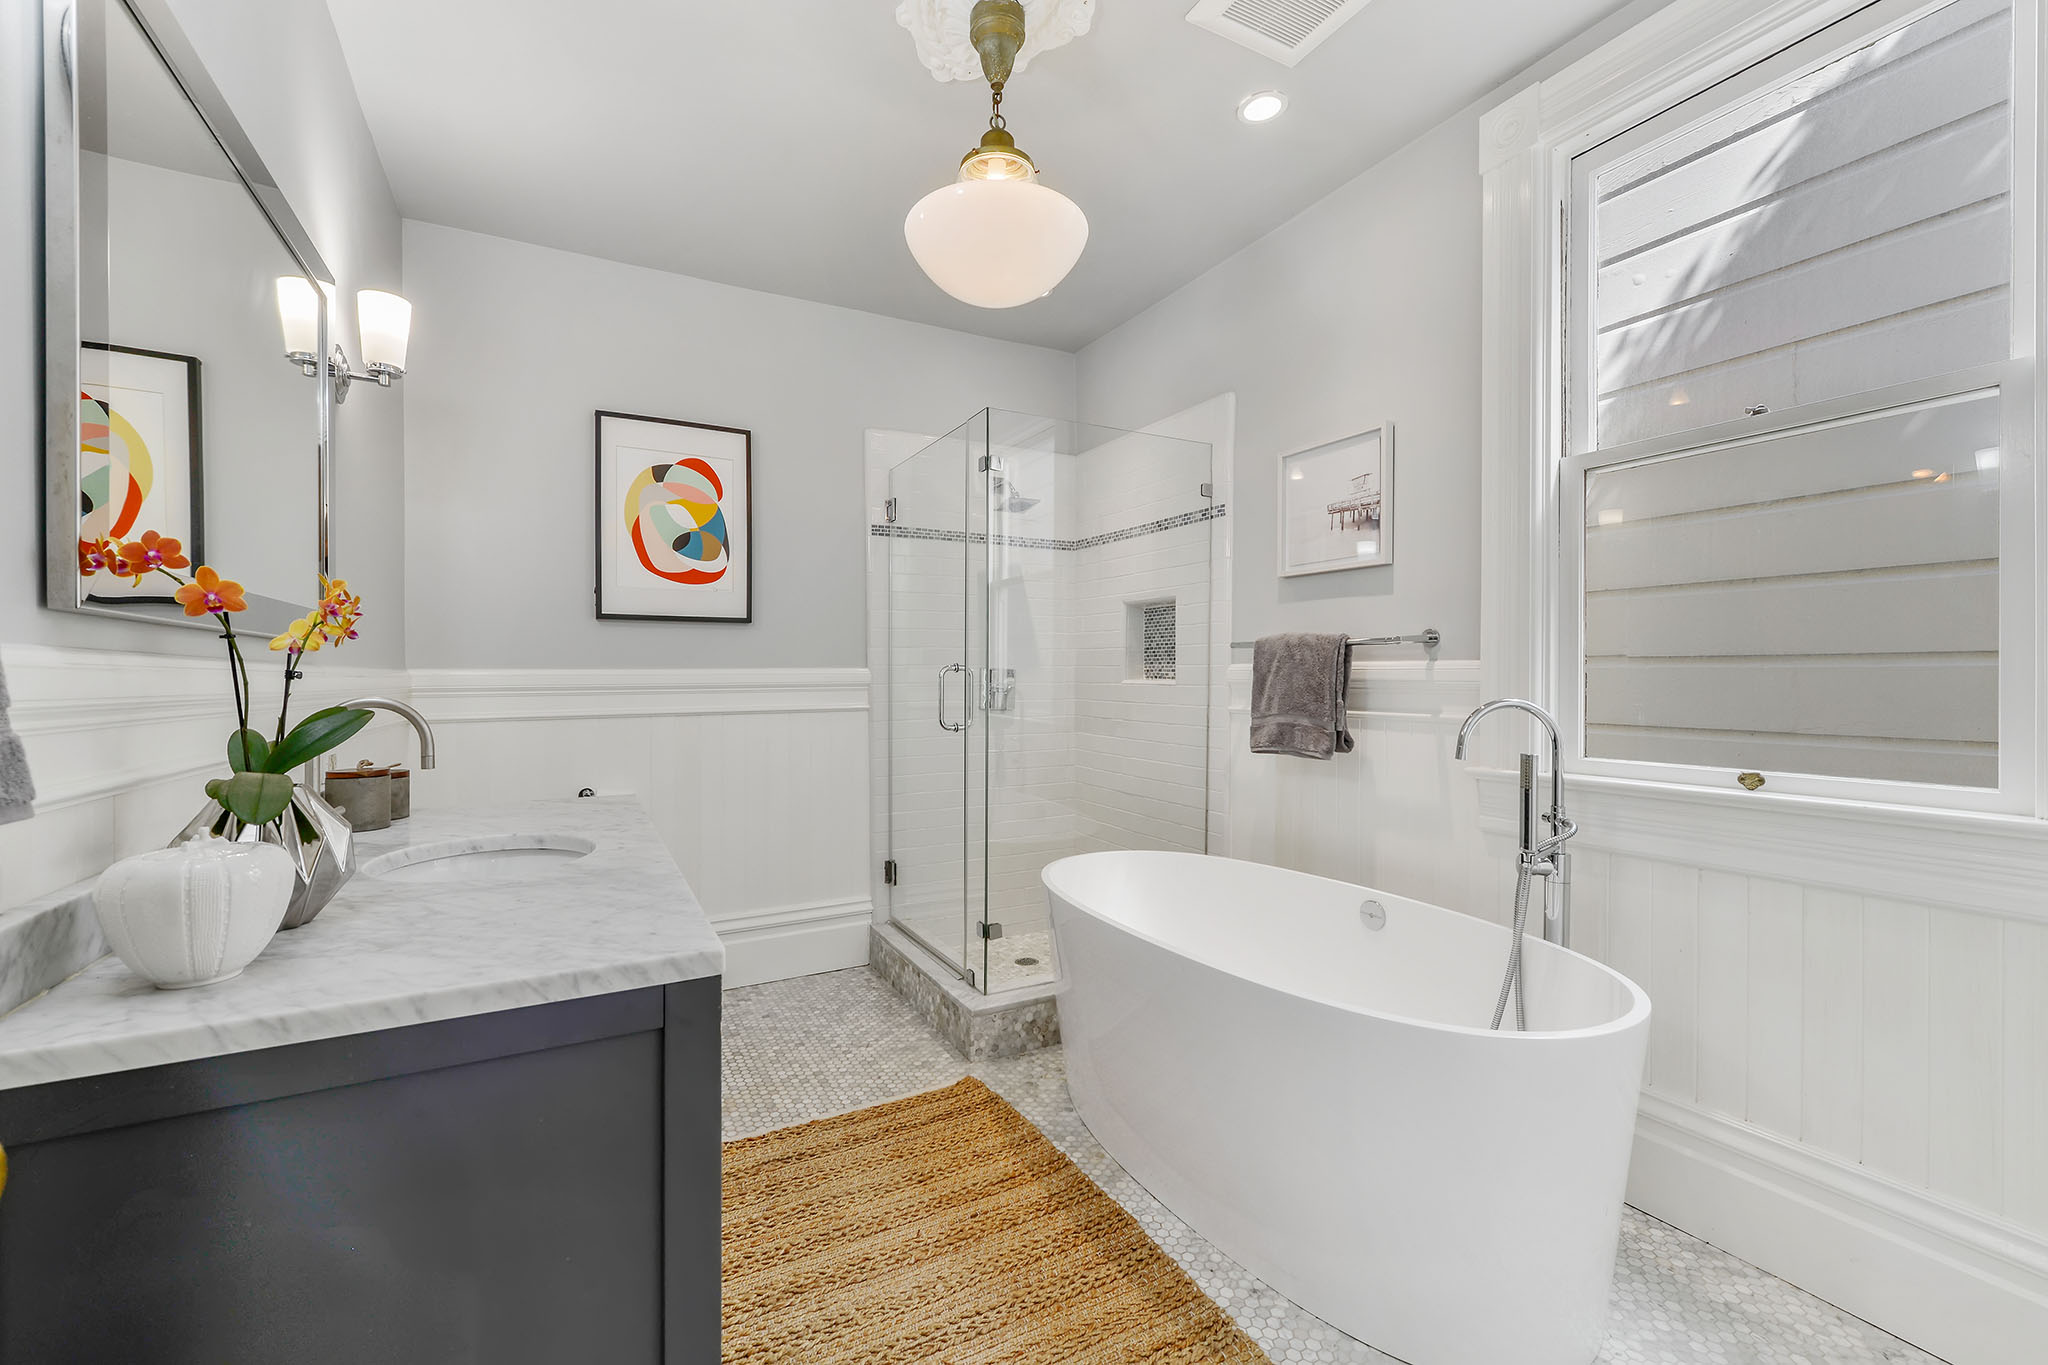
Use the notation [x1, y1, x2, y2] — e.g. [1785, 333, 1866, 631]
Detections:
[0, 797, 724, 1089]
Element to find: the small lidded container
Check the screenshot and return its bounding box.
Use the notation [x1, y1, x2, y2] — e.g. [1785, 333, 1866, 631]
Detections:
[325, 761, 392, 832]
[388, 766, 411, 822]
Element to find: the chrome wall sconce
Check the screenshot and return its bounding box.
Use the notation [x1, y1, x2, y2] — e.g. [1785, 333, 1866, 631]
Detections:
[275, 277, 411, 405]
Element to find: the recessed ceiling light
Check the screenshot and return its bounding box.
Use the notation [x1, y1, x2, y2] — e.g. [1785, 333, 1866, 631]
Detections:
[1237, 90, 1288, 124]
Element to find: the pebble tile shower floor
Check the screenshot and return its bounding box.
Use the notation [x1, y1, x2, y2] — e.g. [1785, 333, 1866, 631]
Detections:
[723, 968, 1941, 1365]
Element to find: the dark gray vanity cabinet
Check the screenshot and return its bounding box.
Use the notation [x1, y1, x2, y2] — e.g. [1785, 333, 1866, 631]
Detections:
[0, 979, 721, 1364]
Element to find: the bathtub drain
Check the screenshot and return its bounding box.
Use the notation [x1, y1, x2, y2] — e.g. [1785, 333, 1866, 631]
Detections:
[1014, 956, 1040, 967]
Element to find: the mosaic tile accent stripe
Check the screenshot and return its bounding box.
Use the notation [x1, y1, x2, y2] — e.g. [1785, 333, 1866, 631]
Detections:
[872, 503, 1227, 551]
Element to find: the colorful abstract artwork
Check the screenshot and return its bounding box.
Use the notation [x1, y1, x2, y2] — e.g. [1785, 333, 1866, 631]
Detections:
[596, 412, 752, 621]
[79, 390, 154, 543]
[77, 344, 202, 603]
[626, 458, 730, 585]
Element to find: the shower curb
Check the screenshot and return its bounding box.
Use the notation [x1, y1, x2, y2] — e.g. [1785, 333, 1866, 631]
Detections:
[869, 924, 1059, 1061]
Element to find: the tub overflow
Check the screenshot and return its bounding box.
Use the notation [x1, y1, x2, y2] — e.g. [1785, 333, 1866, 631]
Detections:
[1360, 900, 1387, 931]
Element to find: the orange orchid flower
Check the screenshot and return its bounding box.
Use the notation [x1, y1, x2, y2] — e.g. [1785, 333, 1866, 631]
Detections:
[77, 537, 121, 578]
[116, 530, 189, 580]
[173, 566, 247, 617]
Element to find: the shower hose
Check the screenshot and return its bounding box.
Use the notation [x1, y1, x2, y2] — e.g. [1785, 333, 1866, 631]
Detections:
[1491, 859, 1532, 1032]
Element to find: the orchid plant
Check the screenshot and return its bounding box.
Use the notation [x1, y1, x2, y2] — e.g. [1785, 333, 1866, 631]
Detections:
[80, 531, 372, 837]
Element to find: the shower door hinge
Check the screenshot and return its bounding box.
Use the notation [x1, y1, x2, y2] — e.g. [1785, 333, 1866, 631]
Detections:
[883, 498, 898, 524]
[1200, 482, 1214, 498]
[977, 455, 993, 473]
[979, 920, 1003, 941]
[882, 858, 898, 886]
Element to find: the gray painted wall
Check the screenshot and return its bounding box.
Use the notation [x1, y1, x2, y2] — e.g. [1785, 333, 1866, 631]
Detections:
[1077, 113, 1484, 658]
[1074, 0, 1667, 663]
[400, 221, 1077, 670]
[0, 0, 405, 668]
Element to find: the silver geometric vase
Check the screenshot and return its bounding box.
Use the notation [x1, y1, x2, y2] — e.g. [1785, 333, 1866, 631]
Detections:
[171, 784, 356, 930]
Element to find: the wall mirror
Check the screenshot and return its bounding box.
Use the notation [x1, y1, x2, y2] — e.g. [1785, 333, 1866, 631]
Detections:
[43, 0, 334, 633]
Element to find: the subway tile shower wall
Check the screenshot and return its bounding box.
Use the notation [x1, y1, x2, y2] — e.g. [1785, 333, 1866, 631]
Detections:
[872, 437, 1219, 964]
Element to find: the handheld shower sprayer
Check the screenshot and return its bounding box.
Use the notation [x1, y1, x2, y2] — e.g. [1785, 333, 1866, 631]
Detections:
[1454, 699, 1579, 1030]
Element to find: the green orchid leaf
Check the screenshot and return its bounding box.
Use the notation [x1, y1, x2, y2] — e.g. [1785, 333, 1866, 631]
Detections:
[204, 777, 228, 803]
[227, 729, 270, 773]
[265, 706, 374, 774]
[217, 771, 295, 827]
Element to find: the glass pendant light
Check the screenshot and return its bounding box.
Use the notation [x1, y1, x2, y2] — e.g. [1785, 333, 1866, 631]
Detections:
[904, 1, 1088, 309]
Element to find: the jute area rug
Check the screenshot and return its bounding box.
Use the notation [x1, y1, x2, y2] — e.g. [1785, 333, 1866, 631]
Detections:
[723, 1076, 1271, 1364]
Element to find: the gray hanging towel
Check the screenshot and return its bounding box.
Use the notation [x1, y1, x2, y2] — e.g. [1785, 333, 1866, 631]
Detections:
[0, 658, 34, 826]
[1250, 633, 1354, 760]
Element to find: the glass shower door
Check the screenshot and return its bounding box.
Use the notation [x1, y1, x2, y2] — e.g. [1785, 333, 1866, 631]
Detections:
[885, 414, 988, 985]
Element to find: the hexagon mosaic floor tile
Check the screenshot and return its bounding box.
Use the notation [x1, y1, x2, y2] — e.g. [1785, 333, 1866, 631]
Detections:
[721, 968, 1942, 1365]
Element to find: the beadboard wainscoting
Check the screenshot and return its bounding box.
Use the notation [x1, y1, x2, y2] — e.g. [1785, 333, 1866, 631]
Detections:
[1469, 774, 2048, 1365]
[406, 667, 872, 988]
[0, 643, 414, 916]
[1224, 658, 1494, 914]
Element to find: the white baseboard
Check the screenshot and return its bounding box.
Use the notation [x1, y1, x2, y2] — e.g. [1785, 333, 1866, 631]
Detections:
[1630, 1093, 2048, 1365]
[713, 897, 872, 989]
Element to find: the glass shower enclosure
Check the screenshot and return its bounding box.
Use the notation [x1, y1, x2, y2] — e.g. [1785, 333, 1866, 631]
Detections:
[884, 408, 1215, 993]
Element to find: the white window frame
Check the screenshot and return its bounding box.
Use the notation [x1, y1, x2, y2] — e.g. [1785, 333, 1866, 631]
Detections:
[1480, 0, 2046, 820]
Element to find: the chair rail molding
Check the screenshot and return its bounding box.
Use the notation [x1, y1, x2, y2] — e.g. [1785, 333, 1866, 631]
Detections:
[407, 666, 870, 720]
[1474, 766, 2048, 925]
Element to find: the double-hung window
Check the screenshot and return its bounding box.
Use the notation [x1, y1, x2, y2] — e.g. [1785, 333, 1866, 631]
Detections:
[1560, 0, 2037, 811]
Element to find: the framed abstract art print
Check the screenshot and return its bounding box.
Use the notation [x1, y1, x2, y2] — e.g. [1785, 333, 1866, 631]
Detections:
[79, 342, 204, 604]
[595, 410, 753, 622]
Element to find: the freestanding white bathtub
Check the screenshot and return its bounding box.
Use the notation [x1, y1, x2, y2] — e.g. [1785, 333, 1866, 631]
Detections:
[1045, 851, 1651, 1365]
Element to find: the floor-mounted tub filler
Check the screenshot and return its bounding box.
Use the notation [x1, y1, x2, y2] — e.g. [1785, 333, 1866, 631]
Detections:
[1045, 851, 1651, 1365]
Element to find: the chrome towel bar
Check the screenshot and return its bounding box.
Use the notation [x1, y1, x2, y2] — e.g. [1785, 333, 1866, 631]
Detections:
[1229, 629, 1440, 650]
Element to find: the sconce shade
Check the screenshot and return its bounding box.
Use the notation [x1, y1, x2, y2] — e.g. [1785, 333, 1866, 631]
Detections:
[357, 289, 412, 373]
[275, 276, 322, 356]
[904, 177, 1088, 309]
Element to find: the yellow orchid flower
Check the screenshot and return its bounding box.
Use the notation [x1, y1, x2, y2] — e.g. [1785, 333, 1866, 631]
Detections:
[268, 614, 324, 653]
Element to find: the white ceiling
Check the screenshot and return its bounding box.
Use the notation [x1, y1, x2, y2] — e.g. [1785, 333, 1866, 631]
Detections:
[326, 0, 1629, 351]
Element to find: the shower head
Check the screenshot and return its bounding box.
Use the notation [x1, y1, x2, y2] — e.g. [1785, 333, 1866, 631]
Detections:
[992, 476, 1040, 514]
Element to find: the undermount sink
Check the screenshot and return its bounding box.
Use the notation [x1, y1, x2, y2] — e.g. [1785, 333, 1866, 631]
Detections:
[360, 835, 597, 885]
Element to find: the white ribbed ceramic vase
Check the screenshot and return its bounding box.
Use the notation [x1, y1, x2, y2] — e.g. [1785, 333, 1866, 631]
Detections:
[93, 840, 295, 989]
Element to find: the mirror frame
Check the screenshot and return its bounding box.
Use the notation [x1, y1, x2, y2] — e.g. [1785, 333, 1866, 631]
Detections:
[41, 0, 337, 631]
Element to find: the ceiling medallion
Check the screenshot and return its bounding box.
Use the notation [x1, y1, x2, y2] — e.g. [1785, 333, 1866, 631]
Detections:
[896, 0, 1096, 82]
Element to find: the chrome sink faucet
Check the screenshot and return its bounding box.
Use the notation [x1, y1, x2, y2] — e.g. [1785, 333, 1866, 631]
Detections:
[1455, 699, 1578, 948]
[302, 696, 436, 789]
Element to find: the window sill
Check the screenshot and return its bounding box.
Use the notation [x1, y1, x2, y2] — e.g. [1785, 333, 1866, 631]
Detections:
[1472, 767, 2048, 922]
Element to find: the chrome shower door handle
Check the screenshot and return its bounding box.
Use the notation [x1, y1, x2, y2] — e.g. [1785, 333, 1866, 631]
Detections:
[938, 663, 969, 733]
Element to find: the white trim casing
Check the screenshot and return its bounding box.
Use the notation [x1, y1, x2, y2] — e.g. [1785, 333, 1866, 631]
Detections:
[1490, 0, 2045, 809]
[1554, 0, 2040, 814]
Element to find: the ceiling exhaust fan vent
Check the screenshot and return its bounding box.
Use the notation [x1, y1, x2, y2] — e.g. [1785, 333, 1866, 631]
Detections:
[1185, 0, 1375, 67]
